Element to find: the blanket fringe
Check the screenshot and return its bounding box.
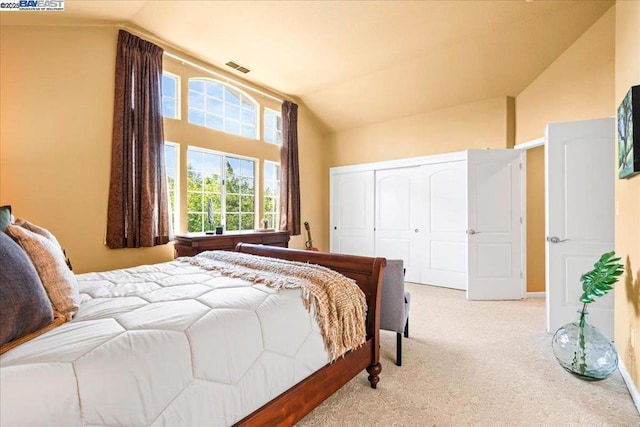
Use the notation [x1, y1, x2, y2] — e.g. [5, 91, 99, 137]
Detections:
[179, 251, 367, 361]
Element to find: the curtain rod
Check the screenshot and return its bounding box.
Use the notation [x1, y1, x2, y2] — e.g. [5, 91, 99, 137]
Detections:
[119, 25, 286, 104]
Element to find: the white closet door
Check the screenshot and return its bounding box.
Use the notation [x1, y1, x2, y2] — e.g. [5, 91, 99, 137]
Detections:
[421, 161, 467, 289]
[330, 171, 374, 256]
[467, 149, 524, 300]
[374, 167, 424, 282]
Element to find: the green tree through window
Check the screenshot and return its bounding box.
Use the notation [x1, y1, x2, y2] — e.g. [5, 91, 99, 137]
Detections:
[186, 148, 255, 232]
[263, 162, 280, 229]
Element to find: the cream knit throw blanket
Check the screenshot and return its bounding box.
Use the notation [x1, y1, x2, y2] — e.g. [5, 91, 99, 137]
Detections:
[181, 251, 368, 361]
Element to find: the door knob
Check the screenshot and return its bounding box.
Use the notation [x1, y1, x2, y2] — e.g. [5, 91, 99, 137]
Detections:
[466, 229, 479, 235]
[414, 228, 420, 233]
[546, 236, 569, 243]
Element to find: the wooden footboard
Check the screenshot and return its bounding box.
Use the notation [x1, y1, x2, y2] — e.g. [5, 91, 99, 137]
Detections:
[233, 244, 386, 426]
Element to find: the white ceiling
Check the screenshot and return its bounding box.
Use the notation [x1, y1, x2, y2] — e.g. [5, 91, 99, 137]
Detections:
[1, 0, 614, 132]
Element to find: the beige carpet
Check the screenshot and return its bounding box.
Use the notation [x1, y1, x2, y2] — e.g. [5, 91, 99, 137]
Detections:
[297, 283, 639, 426]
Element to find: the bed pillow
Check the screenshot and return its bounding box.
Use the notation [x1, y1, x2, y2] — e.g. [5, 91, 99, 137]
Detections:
[5, 224, 80, 320]
[14, 218, 73, 270]
[0, 231, 54, 347]
[0, 205, 11, 231]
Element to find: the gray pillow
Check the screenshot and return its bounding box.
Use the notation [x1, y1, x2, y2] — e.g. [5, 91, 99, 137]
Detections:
[5, 225, 80, 320]
[0, 205, 11, 231]
[0, 230, 54, 347]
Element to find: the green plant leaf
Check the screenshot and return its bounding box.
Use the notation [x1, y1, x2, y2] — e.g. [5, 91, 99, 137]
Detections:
[579, 251, 624, 304]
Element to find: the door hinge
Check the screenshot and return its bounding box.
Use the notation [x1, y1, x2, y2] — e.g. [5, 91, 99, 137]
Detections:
[519, 163, 522, 170]
[520, 217, 522, 224]
[520, 271, 523, 278]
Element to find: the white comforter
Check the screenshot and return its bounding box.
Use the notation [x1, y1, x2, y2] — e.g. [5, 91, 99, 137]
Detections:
[0, 259, 331, 426]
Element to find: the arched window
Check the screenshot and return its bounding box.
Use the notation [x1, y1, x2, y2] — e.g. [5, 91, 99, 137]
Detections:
[188, 78, 258, 139]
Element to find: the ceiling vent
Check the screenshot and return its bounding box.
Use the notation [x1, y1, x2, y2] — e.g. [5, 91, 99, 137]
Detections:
[225, 60, 250, 74]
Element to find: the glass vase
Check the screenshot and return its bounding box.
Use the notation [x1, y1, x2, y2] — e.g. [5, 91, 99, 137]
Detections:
[551, 310, 618, 380]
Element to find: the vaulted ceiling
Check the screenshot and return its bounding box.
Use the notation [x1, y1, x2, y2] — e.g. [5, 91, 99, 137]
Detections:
[1, 0, 614, 132]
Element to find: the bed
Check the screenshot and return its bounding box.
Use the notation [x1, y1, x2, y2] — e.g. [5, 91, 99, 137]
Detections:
[0, 242, 385, 426]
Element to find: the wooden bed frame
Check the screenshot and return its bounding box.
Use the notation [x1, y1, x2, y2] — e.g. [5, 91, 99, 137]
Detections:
[233, 243, 386, 426]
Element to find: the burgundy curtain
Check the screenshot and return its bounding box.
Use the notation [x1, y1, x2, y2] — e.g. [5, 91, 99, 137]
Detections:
[279, 101, 301, 236]
[106, 30, 169, 249]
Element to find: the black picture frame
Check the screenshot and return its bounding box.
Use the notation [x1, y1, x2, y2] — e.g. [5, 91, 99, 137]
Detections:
[617, 84, 640, 179]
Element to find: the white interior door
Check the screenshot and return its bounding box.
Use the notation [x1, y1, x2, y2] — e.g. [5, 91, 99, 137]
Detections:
[421, 161, 467, 289]
[374, 167, 423, 282]
[545, 118, 615, 339]
[330, 171, 374, 256]
[467, 149, 524, 300]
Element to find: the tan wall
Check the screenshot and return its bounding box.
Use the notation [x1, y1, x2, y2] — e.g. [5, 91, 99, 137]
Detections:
[515, 7, 615, 293]
[0, 25, 326, 271]
[614, 0, 640, 394]
[524, 146, 545, 292]
[328, 96, 514, 167]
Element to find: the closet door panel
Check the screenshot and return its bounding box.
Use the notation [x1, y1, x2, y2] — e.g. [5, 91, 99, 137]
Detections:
[330, 171, 374, 256]
[422, 161, 467, 289]
[375, 167, 424, 283]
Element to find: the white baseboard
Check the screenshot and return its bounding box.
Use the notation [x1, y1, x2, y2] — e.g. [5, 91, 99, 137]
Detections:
[619, 357, 640, 415]
[526, 292, 545, 298]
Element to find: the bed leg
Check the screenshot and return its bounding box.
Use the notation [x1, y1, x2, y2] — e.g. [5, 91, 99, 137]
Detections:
[366, 362, 382, 389]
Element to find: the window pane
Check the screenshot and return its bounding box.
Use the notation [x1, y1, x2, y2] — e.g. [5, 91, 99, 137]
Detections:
[206, 81, 223, 99]
[187, 213, 203, 232]
[164, 145, 176, 171]
[162, 98, 176, 119]
[241, 195, 254, 212]
[242, 108, 254, 123]
[187, 171, 203, 191]
[189, 80, 205, 94]
[187, 192, 203, 212]
[202, 153, 220, 174]
[241, 160, 255, 178]
[188, 79, 257, 139]
[264, 109, 283, 144]
[206, 97, 224, 115]
[227, 176, 240, 194]
[241, 124, 255, 139]
[225, 89, 240, 106]
[226, 194, 239, 212]
[226, 158, 240, 175]
[188, 108, 205, 126]
[225, 119, 240, 134]
[189, 91, 205, 110]
[226, 214, 239, 231]
[264, 197, 273, 211]
[203, 175, 215, 192]
[162, 74, 176, 98]
[240, 214, 254, 230]
[212, 194, 222, 211]
[206, 114, 223, 130]
[162, 74, 179, 119]
[263, 161, 280, 230]
[226, 104, 240, 120]
[188, 150, 204, 173]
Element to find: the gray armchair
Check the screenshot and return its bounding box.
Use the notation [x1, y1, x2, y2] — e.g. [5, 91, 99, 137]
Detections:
[379, 259, 410, 366]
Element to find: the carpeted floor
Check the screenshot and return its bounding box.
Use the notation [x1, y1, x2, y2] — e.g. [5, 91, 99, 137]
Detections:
[297, 283, 639, 426]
